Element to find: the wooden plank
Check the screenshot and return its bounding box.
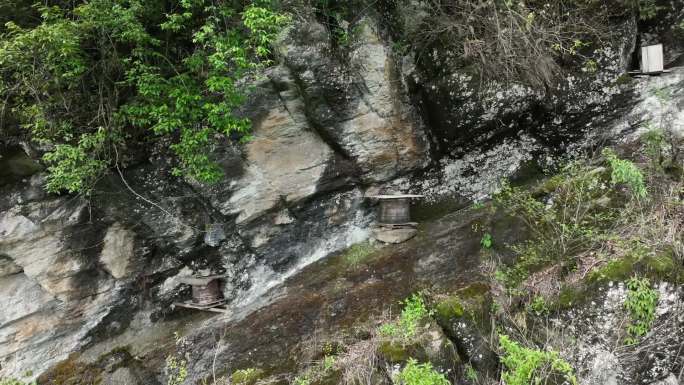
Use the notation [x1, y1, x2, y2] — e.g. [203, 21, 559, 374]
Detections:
[173, 302, 231, 314]
[376, 222, 418, 228]
[367, 194, 425, 199]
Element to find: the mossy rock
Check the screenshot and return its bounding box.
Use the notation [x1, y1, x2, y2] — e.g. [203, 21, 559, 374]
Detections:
[643, 249, 682, 281]
[432, 284, 496, 376]
[377, 322, 460, 373]
[434, 282, 490, 326]
[588, 250, 683, 285]
[588, 256, 637, 283]
[38, 348, 138, 385]
[554, 285, 590, 310]
[378, 340, 411, 363]
[557, 249, 683, 310]
[435, 297, 465, 320]
[231, 368, 266, 385]
[38, 354, 103, 385]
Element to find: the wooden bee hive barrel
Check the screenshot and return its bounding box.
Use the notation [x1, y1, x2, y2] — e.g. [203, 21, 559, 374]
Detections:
[378, 198, 411, 224]
[179, 275, 224, 306]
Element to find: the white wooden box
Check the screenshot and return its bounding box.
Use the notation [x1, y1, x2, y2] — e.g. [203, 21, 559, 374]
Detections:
[641, 44, 664, 74]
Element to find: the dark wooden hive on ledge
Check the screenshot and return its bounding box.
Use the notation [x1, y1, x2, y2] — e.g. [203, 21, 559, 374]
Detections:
[367, 194, 424, 243]
[173, 275, 230, 314]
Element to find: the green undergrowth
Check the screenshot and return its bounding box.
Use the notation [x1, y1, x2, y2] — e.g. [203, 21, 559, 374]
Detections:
[231, 368, 265, 385]
[377, 293, 435, 364]
[624, 277, 659, 345]
[493, 160, 622, 288]
[287, 347, 341, 385]
[498, 334, 577, 385]
[394, 359, 450, 385]
[379, 293, 432, 340]
[434, 283, 490, 325]
[492, 146, 677, 291]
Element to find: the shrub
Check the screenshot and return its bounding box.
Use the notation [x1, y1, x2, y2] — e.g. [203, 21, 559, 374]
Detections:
[165, 355, 187, 385]
[494, 162, 618, 287]
[642, 127, 666, 171]
[231, 368, 265, 385]
[293, 375, 310, 385]
[498, 334, 577, 385]
[379, 293, 431, 340]
[464, 364, 478, 382]
[394, 359, 450, 385]
[528, 295, 550, 316]
[603, 149, 647, 199]
[480, 233, 493, 249]
[624, 277, 659, 344]
[0, 0, 290, 193]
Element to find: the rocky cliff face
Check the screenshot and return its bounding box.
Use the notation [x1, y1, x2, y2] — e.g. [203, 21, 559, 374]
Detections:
[1, 2, 683, 384]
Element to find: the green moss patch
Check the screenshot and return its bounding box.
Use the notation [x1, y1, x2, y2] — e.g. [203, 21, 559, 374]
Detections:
[339, 242, 377, 268]
[435, 297, 466, 320]
[588, 249, 682, 285]
[435, 283, 489, 321]
[378, 340, 411, 363]
[588, 256, 637, 283]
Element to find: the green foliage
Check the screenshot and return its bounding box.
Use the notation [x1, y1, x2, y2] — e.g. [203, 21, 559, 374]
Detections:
[498, 334, 577, 385]
[583, 59, 598, 73]
[642, 126, 666, 171]
[165, 355, 187, 385]
[0, 0, 289, 192]
[394, 359, 450, 385]
[312, 0, 363, 49]
[528, 295, 550, 316]
[635, 0, 661, 19]
[480, 233, 493, 249]
[293, 375, 311, 385]
[42, 128, 109, 193]
[379, 293, 431, 340]
[231, 368, 265, 385]
[323, 355, 336, 371]
[624, 277, 659, 344]
[464, 364, 478, 382]
[603, 149, 647, 199]
[495, 162, 618, 287]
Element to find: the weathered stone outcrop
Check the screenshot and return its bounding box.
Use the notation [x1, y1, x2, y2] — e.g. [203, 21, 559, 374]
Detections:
[1, 2, 683, 383]
[277, 17, 429, 182]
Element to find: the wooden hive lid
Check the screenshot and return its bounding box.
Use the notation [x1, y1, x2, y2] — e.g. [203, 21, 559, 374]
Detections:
[178, 275, 225, 286]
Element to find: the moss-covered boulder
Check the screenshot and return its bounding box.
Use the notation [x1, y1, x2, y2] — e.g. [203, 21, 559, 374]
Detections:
[432, 283, 498, 377]
[377, 321, 460, 374]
